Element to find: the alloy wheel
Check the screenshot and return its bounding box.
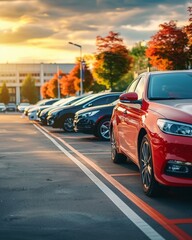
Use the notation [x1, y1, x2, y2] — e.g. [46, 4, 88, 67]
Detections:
[63, 117, 74, 132]
[140, 138, 152, 190]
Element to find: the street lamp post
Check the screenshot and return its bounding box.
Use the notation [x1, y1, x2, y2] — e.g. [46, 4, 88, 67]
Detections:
[68, 42, 83, 95]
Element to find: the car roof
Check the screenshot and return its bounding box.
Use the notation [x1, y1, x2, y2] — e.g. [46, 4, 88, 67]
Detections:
[146, 70, 192, 76]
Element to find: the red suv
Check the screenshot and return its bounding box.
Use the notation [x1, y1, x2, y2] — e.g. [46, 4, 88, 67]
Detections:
[110, 70, 192, 197]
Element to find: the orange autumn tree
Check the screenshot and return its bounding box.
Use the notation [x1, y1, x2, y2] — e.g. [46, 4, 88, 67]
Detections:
[61, 62, 94, 95]
[48, 70, 67, 98]
[146, 20, 189, 70]
[184, 6, 192, 68]
[46, 74, 58, 98]
[41, 82, 50, 98]
[41, 70, 67, 98]
[70, 61, 94, 92]
[60, 73, 77, 96]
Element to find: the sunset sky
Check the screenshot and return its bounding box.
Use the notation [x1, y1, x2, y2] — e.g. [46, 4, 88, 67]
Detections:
[0, 0, 190, 64]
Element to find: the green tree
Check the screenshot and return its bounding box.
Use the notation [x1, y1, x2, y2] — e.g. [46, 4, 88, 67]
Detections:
[89, 81, 107, 93]
[131, 42, 149, 72]
[21, 74, 38, 104]
[93, 31, 132, 91]
[0, 81, 9, 104]
[114, 72, 134, 91]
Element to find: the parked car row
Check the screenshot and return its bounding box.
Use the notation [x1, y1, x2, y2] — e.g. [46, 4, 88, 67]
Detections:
[22, 70, 192, 197]
[0, 102, 31, 112]
[0, 103, 18, 112]
[21, 92, 121, 141]
[46, 92, 121, 133]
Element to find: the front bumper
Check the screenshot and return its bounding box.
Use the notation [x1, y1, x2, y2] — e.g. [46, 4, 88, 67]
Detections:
[47, 116, 61, 128]
[28, 112, 38, 121]
[73, 117, 96, 134]
[151, 131, 192, 186]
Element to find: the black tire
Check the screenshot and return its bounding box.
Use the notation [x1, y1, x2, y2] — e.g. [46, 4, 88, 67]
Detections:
[96, 118, 111, 141]
[111, 130, 127, 163]
[139, 134, 159, 197]
[62, 115, 74, 132]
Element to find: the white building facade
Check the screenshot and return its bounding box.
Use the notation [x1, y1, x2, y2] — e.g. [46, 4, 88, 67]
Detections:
[0, 63, 75, 104]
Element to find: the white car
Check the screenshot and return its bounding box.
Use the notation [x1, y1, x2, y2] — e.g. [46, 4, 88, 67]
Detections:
[0, 103, 6, 112]
[28, 99, 61, 121]
[28, 105, 53, 121]
[17, 102, 30, 112]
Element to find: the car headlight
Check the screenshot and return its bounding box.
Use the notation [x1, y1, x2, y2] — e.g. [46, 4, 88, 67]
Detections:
[48, 111, 56, 117]
[81, 110, 100, 118]
[157, 119, 192, 137]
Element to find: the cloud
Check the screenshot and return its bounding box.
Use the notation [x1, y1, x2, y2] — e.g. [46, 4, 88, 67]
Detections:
[0, 25, 56, 43]
[39, 0, 187, 12]
[0, 1, 37, 19]
[0, 0, 190, 63]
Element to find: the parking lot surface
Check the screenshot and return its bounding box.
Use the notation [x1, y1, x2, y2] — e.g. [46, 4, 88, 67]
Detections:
[0, 113, 191, 240]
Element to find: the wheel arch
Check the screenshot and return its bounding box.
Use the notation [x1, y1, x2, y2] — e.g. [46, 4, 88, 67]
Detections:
[137, 128, 147, 168]
[61, 112, 75, 120]
[95, 115, 111, 140]
[96, 115, 111, 128]
[61, 112, 75, 131]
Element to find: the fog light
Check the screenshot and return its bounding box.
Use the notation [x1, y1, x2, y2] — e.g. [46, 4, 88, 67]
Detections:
[167, 164, 189, 173]
[165, 160, 192, 177]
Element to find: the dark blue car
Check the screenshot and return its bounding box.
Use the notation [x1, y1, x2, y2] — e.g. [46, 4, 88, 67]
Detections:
[47, 92, 121, 132]
[73, 100, 118, 141]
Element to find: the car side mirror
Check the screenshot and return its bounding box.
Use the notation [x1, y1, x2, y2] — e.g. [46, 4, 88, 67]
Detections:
[119, 92, 139, 103]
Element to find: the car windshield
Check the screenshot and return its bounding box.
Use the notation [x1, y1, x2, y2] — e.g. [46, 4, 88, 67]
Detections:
[72, 94, 97, 106]
[148, 72, 192, 100]
[51, 98, 74, 106]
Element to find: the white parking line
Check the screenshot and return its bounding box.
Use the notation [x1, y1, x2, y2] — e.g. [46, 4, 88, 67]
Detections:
[34, 124, 165, 240]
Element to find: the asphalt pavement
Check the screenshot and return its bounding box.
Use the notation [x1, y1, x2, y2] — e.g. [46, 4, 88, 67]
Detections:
[0, 113, 191, 240]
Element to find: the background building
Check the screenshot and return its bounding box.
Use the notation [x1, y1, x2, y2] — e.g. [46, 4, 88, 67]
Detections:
[0, 63, 75, 104]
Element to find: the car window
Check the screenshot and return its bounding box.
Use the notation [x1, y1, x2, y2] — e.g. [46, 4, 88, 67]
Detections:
[126, 79, 139, 93]
[135, 75, 146, 100]
[83, 95, 119, 108]
[148, 72, 192, 99]
[73, 94, 97, 106]
[44, 99, 58, 105]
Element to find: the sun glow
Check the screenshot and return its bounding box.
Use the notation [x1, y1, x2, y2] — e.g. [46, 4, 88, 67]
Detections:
[0, 18, 29, 31]
[0, 45, 76, 64]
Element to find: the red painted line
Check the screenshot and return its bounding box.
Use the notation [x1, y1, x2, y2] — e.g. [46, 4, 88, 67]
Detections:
[37, 124, 192, 240]
[56, 136, 192, 240]
[110, 173, 140, 177]
[169, 218, 192, 224]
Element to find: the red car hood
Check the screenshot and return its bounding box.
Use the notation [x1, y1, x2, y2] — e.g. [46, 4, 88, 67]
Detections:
[148, 99, 192, 124]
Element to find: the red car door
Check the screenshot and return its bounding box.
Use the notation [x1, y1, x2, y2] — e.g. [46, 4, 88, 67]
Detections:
[119, 75, 147, 164]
